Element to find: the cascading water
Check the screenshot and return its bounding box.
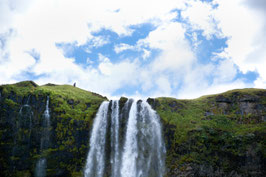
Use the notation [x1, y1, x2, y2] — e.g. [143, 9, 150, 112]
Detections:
[19, 95, 33, 129]
[84, 101, 109, 177]
[120, 100, 138, 177]
[35, 96, 51, 177]
[40, 96, 51, 150]
[84, 99, 165, 177]
[110, 100, 120, 177]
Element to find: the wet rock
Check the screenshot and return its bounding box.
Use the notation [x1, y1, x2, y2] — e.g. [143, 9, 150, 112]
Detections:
[147, 98, 160, 109]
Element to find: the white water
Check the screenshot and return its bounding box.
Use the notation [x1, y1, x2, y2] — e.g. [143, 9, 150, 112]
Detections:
[35, 158, 47, 177]
[44, 96, 50, 125]
[110, 100, 120, 177]
[120, 100, 138, 177]
[84, 101, 109, 177]
[84, 99, 165, 177]
[35, 96, 51, 177]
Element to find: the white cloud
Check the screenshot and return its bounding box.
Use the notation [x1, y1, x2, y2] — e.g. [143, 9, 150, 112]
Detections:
[213, 59, 237, 83]
[177, 63, 248, 99]
[91, 36, 110, 48]
[139, 21, 195, 72]
[213, 0, 266, 88]
[86, 57, 94, 64]
[0, 0, 265, 99]
[0, 0, 32, 34]
[181, 0, 221, 39]
[142, 49, 151, 60]
[114, 43, 135, 53]
[98, 55, 112, 75]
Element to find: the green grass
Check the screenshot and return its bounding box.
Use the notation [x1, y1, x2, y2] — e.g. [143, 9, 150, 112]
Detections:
[0, 81, 108, 177]
[36, 84, 107, 121]
[0, 81, 107, 121]
[1, 81, 265, 176]
[153, 88, 266, 175]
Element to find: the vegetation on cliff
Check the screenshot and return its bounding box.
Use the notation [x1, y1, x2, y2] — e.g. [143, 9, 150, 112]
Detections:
[0, 81, 106, 177]
[148, 88, 266, 176]
[0, 81, 265, 177]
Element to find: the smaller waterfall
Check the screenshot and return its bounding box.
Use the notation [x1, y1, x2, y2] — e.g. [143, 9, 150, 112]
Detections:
[35, 96, 51, 177]
[35, 158, 47, 177]
[40, 96, 51, 150]
[11, 95, 33, 171]
[19, 95, 33, 129]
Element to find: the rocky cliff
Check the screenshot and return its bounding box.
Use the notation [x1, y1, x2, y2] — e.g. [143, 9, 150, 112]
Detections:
[148, 89, 266, 176]
[0, 81, 106, 177]
[0, 81, 265, 177]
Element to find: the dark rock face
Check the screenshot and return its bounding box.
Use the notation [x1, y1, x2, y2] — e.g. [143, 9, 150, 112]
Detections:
[166, 128, 265, 177]
[0, 83, 265, 177]
[152, 90, 266, 177]
[209, 93, 266, 123]
[0, 83, 105, 177]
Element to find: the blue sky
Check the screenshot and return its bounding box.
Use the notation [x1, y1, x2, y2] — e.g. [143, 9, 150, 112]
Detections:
[0, 0, 265, 98]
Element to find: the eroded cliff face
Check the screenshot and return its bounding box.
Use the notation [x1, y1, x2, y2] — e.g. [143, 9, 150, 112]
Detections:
[148, 89, 266, 177]
[0, 81, 265, 177]
[0, 81, 106, 177]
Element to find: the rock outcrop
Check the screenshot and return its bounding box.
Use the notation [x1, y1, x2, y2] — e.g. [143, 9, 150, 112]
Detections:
[148, 89, 266, 177]
[0, 81, 106, 177]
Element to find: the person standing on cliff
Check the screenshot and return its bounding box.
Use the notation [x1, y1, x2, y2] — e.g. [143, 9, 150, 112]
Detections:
[73, 82, 76, 87]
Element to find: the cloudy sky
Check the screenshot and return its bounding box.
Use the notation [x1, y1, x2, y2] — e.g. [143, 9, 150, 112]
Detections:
[0, 0, 265, 99]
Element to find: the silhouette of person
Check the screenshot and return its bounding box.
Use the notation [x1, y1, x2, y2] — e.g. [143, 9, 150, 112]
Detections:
[73, 82, 76, 87]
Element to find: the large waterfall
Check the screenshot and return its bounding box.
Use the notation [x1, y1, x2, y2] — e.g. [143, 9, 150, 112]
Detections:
[84, 99, 166, 177]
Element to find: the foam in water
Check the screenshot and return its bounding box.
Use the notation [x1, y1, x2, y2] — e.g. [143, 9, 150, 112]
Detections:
[84, 99, 165, 177]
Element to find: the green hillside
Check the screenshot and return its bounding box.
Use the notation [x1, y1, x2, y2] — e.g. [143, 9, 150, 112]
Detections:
[0, 81, 265, 176]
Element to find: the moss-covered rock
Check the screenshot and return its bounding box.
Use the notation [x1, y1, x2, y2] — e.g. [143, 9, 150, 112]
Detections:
[148, 88, 266, 176]
[0, 81, 107, 177]
[0, 82, 265, 177]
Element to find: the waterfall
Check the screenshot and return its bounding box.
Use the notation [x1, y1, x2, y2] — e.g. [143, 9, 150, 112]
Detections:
[84, 99, 165, 177]
[35, 158, 47, 177]
[35, 96, 51, 177]
[120, 100, 138, 177]
[19, 95, 33, 129]
[110, 100, 120, 177]
[40, 96, 51, 150]
[11, 95, 33, 171]
[84, 101, 109, 177]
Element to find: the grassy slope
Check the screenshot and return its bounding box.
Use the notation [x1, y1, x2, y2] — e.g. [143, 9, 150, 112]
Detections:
[0, 81, 107, 177]
[1, 81, 265, 176]
[153, 88, 266, 175]
[157, 88, 266, 139]
[1, 81, 106, 120]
